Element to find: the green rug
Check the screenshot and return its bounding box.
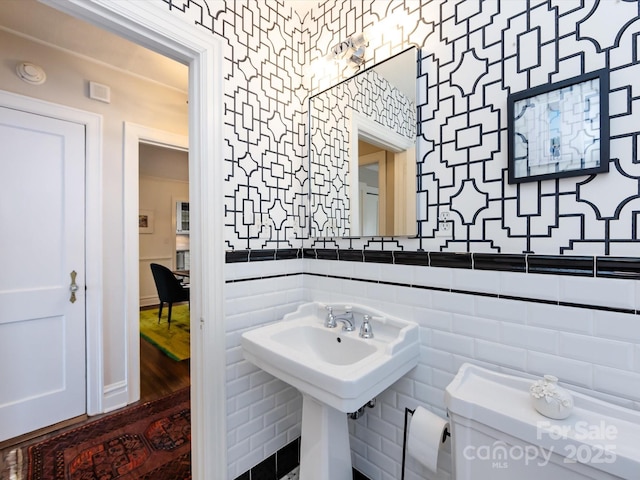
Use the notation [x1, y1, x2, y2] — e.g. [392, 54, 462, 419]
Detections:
[140, 304, 190, 361]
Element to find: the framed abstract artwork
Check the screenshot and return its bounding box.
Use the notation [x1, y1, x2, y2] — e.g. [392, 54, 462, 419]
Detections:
[507, 69, 609, 184]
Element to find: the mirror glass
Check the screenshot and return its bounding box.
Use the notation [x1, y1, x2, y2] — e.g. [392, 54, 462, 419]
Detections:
[309, 47, 417, 237]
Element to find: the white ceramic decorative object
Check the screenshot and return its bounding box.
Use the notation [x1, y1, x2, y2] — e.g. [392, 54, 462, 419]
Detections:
[529, 374, 574, 419]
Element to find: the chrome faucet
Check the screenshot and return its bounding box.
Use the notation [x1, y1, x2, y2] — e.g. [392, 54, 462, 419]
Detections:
[325, 306, 355, 332]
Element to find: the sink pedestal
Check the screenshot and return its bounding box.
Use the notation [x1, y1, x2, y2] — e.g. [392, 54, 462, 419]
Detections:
[241, 302, 420, 478]
[299, 394, 352, 480]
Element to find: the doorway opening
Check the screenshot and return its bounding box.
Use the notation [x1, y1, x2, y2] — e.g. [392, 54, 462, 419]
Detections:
[23, 1, 226, 478]
[138, 142, 191, 399]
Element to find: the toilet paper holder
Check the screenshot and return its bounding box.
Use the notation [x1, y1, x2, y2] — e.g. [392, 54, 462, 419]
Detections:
[400, 407, 450, 480]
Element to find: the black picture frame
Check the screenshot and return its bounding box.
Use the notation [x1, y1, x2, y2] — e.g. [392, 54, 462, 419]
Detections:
[507, 69, 609, 184]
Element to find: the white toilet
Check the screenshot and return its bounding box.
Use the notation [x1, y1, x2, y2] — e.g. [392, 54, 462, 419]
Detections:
[445, 364, 640, 479]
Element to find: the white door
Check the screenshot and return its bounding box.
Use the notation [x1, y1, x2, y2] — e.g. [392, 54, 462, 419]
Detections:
[0, 106, 86, 442]
[359, 182, 379, 237]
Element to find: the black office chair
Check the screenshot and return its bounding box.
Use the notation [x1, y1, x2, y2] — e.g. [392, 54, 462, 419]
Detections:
[150, 263, 190, 327]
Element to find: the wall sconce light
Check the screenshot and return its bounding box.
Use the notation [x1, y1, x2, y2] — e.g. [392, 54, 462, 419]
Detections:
[330, 32, 368, 68]
[308, 11, 412, 86]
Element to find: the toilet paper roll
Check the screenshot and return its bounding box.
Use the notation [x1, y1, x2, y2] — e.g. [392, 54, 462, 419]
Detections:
[407, 406, 449, 472]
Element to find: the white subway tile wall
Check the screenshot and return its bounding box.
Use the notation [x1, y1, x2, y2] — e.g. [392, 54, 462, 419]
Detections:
[559, 276, 637, 311]
[226, 260, 640, 480]
[225, 261, 305, 478]
[451, 269, 500, 295]
[499, 271, 559, 303]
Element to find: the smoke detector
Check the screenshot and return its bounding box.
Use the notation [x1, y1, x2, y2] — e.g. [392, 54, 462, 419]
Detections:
[16, 62, 46, 85]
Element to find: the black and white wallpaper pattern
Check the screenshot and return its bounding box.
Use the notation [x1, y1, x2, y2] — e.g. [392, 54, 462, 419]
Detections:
[162, 0, 640, 256]
[163, 0, 308, 250]
[411, 0, 640, 256]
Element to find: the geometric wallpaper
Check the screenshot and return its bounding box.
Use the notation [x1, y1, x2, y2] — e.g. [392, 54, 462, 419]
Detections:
[411, 0, 640, 256]
[163, 0, 640, 256]
[163, 0, 308, 251]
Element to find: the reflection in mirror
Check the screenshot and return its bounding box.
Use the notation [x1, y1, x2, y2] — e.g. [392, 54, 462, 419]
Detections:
[357, 139, 416, 236]
[309, 47, 417, 237]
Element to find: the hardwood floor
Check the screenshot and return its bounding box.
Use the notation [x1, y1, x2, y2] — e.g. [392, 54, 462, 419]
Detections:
[0, 336, 190, 478]
[140, 335, 191, 402]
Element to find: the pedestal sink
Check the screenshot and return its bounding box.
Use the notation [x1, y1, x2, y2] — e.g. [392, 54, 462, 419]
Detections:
[241, 302, 420, 480]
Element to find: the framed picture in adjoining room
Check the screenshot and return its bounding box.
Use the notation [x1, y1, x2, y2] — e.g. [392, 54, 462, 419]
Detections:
[507, 69, 609, 184]
[139, 209, 154, 234]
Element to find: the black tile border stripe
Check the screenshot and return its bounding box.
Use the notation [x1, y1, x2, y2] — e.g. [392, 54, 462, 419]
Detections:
[474, 253, 526, 272]
[316, 248, 338, 260]
[528, 255, 594, 276]
[596, 256, 640, 279]
[226, 250, 249, 263]
[393, 250, 430, 266]
[363, 250, 394, 264]
[232, 437, 370, 480]
[499, 294, 558, 306]
[226, 272, 303, 283]
[429, 251, 472, 269]
[302, 248, 317, 259]
[225, 250, 640, 315]
[233, 437, 300, 480]
[338, 249, 364, 262]
[225, 249, 640, 280]
[275, 249, 300, 260]
[248, 249, 277, 261]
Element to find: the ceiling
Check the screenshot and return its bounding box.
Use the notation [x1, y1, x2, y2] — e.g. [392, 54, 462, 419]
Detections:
[3, 1, 425, 104]
[1, 0, 186, 91]
[0, 1, 320, 93]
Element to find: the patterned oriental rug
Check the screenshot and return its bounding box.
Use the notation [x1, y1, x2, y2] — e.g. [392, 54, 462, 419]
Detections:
[27, 388, 190, 480]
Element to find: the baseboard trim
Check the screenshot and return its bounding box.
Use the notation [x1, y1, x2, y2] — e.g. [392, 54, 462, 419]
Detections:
[102, 380, 128, 413]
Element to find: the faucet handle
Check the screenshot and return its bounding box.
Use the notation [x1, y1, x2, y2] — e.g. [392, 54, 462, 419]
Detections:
[360, 314, 374, 338]
[325, 305, 336, 328]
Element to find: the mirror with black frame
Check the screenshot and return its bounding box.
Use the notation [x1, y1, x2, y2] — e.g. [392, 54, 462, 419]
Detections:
[309, 47, 418, 237]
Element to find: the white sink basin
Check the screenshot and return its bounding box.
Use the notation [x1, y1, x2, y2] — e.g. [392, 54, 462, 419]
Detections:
[241, 301, 420, 413]
[271, 325, 377, 366]
[242, 302, 420, 480]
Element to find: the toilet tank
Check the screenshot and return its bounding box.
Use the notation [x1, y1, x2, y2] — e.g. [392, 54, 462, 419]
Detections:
[444, 364, 640, 479]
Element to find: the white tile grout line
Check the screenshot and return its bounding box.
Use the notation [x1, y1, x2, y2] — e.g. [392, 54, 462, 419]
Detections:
[279, 466, 300, 480]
